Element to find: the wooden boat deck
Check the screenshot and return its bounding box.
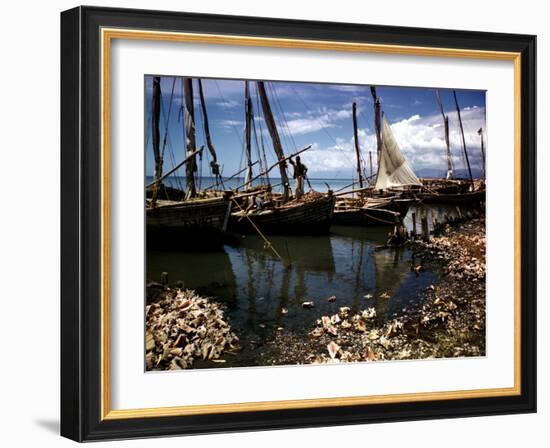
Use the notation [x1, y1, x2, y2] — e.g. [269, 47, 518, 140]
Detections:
[230, 193, 336, 235]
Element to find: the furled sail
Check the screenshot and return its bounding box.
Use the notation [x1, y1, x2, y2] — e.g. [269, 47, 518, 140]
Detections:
[375, 115, 421, 190]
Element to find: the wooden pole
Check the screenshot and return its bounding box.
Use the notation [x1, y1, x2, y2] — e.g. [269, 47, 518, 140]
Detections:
[453, 90, 474, 187]
[478, 127, 486, 179]
[369, 151, 374, 184]
[183, 78, 197, 199]
[244, 81, 254, 189]
[352, 102, 364, 188]
[435, 89, 453, 179]
[151, 76, 163, 206]
[146, 147, 204, 190]
[231, 198, 283, 261]
[411, 212, 417, 238]
[197, 79, 222, 184]
[257, 81, 290, 201]
[370, 86, 382, 162]
[421, 216, 429, 241]
[333, 185, 374, 198]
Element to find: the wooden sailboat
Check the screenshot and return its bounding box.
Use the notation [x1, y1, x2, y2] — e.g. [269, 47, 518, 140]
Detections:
[417, 90, 485, 205]
[146, 76, 232, 247]
[229, 81, 335, 235]
[333, 95, 416, 226]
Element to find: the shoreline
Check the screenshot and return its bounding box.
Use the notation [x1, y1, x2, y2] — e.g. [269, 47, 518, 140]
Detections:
[259, 216, 486, 365]
[146, 216, 486, 369]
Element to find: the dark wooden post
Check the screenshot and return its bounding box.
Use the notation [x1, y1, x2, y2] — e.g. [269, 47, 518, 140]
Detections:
[151, 76, 163, 205]
[456, 205, 462, 220]
[435, 89, 453, 179]
[478, 127, 486, 179]
[370, 86, 382, 162]
[453, 90, 474, 188]
[197, 79, 221, 184]
[369, 151, 374, 184]
[352, 102, 364, 188]
[421, 216, 429, 241]
[183, 77, 197, 200]
[243, 81, 254, 189]
[257, 81, 290, 201]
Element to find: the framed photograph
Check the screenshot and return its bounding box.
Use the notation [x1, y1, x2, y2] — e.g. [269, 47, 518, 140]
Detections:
[60, 6, 536, 441]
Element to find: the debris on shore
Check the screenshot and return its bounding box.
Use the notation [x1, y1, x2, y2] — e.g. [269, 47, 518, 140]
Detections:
[258, 217, 486, 366]
[146, 286, 239, 370]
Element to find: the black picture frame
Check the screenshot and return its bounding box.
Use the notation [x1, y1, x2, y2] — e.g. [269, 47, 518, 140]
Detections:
[61, 5, 536, 442]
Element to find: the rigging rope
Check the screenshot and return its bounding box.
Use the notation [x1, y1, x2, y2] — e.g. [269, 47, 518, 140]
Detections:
[287, 83, 357, 179]
[213, 80, 245, 146]
[268, 82, 298, 153]
[254, 84, 271, 186]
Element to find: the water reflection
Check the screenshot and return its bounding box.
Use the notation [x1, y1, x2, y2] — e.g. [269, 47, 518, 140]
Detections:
[147, 222, 437, 368]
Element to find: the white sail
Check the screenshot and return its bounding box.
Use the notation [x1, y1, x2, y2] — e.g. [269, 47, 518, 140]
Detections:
[375, 115, 421, 190]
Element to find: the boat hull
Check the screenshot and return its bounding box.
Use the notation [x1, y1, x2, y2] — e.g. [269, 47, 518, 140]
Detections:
[333, 197, 413, 227]
[333, 207, 401, 226]
[230, 195, 336, 235]
[146, 196, 231, 248]
[419, 190, 486, 205]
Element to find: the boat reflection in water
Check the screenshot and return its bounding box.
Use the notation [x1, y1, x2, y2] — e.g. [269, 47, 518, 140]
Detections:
[147, 221, 438, 368]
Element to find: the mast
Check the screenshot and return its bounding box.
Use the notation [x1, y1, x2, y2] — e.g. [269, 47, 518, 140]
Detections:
[151, 76, 163, 205]
[370, 86, 382, 162]
[369, 151, 373, 184]
[244, 81, 254, 189]
[478, 127, 486, 179]
[183, 78, 197, 199]
[452, 90, 474, 187]
[197, 79, 222, 186]
[257, 81, 290, 201]
[352, 102, 364, 188]
[435, 89, 453, 179]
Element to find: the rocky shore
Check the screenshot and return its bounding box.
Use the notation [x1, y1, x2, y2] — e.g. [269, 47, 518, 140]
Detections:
[259, 217, 486, 365]
[146, 286, 239, 370]
[146, 216, 486, 369]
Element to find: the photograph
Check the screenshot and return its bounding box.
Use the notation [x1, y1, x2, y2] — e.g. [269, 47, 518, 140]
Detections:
[144, 76, 487, 371]
[57, 5, 537, 441]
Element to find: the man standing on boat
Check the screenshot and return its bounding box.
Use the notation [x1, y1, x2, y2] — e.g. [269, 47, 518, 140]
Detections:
[289, 156, 308, 200]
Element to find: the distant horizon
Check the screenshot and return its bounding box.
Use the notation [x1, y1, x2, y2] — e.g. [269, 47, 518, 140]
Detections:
[145, 167, 485, 181]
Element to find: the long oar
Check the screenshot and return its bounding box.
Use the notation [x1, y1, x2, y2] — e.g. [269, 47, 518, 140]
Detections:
[230, 198, 283, 262]
[145, 147, 204, 190]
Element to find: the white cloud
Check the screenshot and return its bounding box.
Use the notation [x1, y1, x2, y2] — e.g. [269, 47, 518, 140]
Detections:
[216, 100, 240, 108]
[389, 106, 486, 173]
[284, 106, 353, 136]
[218, 119, 243, 129]
[299, 106, 486, 178]
[299, 131, 377, 177]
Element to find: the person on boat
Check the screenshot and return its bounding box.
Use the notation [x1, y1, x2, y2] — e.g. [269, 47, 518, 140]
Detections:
[243, 192, 266, 215]
[254, 195, 265, 213]
[289, 156, 308, 200]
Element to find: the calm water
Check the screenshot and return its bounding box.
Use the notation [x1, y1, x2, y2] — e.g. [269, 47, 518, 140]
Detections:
[147, 225, 441, 367]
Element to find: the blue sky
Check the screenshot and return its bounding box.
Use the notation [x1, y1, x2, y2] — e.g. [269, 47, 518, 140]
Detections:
[144, 76, 486, 180]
